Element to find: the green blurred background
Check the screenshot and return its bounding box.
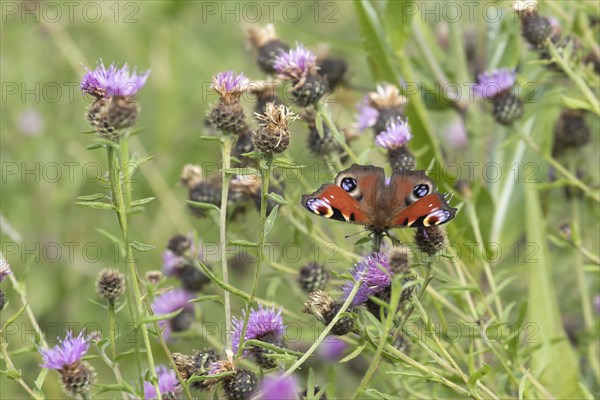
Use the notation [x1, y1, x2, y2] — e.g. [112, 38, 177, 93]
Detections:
[1, 1, 599, 399]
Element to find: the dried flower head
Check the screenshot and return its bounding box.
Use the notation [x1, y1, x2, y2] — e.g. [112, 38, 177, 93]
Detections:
[152, 289, 195, 339]
[252, 103, 298, 155]
[246, 25, 290, 74]
[303, 291, 354, 336]
[369, 83, 408, 110]
[143, 365, 180, 400]
[375, 117, 412, 149]
[81, 59, 149, 98]
[180, 164, 205, 189]
[512, 0, 538, 14]
[342, 253, 392, 306]
[258, 373, 299, 400]
[204, 349, 236, 390]
[95, 268, 125, 302]
[473, 69, 517, 100]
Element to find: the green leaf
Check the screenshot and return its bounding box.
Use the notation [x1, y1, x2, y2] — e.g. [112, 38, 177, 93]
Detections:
[265, 192, 288, 205]
[354, 236, 371, 246]
[0, 368, 22, 380]
[2, 303, 28, 331]
[271, 157, 304, 169]
[187, 370, 235, 383]
[222, 167, 259, 176]
[94, 383, 136, 396]
[76, 193, 107, 201]
[188, 295, 223, 304]
[354, 0, 398, 82]
[241, 150, 263, 159]
[339, 341, 366, 363]
[467, 364, 491, 391]
[130, 197, 155, 206]
[561, 95, 594, 112]
[185, 200, 220, 213]
[130, 241, 155, 252]
[244, 339, 304, 357]
[264, 205, 279, 237]
[142, 309, 182, 324]
[525, 184, 583, 398]
[199, 135, 221, 141]
[74, 201, 116, 211]
[86, 143, 105, 150]
[115, 349, 137, 362]
[227, 240, 259, 248]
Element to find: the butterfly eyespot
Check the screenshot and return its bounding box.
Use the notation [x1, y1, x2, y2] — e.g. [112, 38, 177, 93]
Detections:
[340, 177, 358, 192]
[413, 184, 430, 198]
[425, 209, 453, 226]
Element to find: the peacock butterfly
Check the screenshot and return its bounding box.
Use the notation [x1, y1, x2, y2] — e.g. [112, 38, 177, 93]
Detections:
[301, 164, 456, 234]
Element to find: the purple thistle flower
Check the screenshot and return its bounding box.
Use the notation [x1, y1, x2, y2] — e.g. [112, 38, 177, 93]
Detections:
[342, 253, 392, 306]
[273, 43, 318, 82]
[231, 305, 285, 354]
[151, 289, 195, 339]
[212, 71, 250, 97]
[0, 257, 11, 283]
[375, 117, 412, 149]
[81, 59, 149, 98]
[143, 365, 180, 400]
[162, 249, 184, 277]
[39, 331, 90, 370]
[473, 68, 516, 100]
[317, 337, 348, 361]
[356, 95, 379, 132]
[258, 373, 299, 400]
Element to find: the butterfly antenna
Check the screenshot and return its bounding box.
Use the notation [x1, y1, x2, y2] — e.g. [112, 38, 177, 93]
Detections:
[344, 228, 370, 239]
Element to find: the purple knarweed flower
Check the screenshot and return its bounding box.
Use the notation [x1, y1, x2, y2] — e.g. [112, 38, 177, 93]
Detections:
[317, 337, 348, 361]
[257, 374, 299, 400]
[231, 305, 285, 354]
[0, 257, 11, 283]
[143, 365, 180, 400]
[356, 95, 379, 132]
[273, 43, 318, 83]
[162, 249, 184, 277]
[39, 331, 90, 370]
[375, 118, 412, 149]
[473, 68, 516, 100]
[81, 59, 149, 98]
[151, 289, 195, 339]
[342, 252, 392, 306]
[212, 70, 250, 98]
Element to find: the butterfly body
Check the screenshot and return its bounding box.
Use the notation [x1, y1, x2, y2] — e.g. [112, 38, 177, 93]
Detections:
[302, 164, 456, 234]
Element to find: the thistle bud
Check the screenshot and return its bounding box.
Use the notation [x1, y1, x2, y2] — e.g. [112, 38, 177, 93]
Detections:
[96, 268, 125, 302]
[414, 226, 447, 256]
[298, 262, 329, 293]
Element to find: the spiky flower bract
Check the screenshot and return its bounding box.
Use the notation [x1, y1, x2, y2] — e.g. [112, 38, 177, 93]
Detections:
[151, 289, 195, 339]
[143, 365, 180, 400]
[231, 305, 285, 354]
[252, 102, 298, 155]
[81, 59, 149, 98]
[375, 117, 412, 149]
[39, 331, 89, 370]
[342, 253, 391, 306]
[473, 68, 517, 100]
[258, 373, 299, 400]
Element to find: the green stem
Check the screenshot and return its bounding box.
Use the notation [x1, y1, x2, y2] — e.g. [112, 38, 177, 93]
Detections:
[106, 145, 162, 400]
[316, 103, 360, 164]
[571, 187, 600, 382]
[235, 156, 272, 359]
[520, 133, 600, 203]
[282, 278, 363, 378]
[220, 133, 236, 348]
[0, 337, 43, 399]
[545, 41, 600, 116]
